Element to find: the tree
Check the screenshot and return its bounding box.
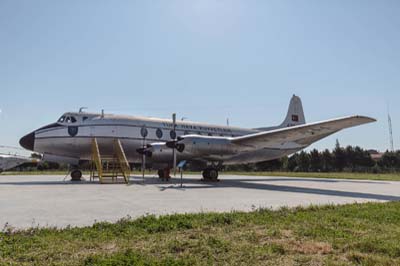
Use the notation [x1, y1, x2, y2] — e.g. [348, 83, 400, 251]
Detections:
[333, 139, 346, 172]
[321, 149, 333, 172]
[287, 153, 299, 172]
[345, 146, 355, 170]
[296, 151, 310, 172]
[353, 146, 375, 170]
[255, 159, 283, 171]
[309, 149, 322, 172]
[280, 156, 289, 171]
[378, 151, 400, 170]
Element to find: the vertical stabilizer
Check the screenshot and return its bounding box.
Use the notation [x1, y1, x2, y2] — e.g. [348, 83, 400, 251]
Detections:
[279, 95, 306, 128]
[254, 95, 306, 131]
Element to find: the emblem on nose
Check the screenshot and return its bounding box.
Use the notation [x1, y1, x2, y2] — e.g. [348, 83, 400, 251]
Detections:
[68, 126, 78, 137]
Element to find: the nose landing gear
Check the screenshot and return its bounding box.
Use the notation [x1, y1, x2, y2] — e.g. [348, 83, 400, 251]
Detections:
[202, 168, 219, 182]
[70, 169, 83, 181]
[157, 168, 171, 181]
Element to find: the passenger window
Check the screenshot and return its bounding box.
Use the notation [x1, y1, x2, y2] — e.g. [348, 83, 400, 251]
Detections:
[170, 130, 177, 139]
[82, 116, 88, 122]
[156, 128, 163, 139]
[65, 117, 71, 123]
[71, 117, 77, 123]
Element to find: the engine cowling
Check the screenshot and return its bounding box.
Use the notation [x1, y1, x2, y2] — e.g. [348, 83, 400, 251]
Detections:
[144, 136, 238, 163]
[176, 136, 237, 157]
[145, 143, 174, 162]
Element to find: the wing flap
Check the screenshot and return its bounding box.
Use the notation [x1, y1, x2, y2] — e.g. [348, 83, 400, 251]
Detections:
[231, 115, 376, 149]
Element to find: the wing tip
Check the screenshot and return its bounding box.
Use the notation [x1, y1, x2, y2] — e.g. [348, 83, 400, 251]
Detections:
[353, 115, 377, 123]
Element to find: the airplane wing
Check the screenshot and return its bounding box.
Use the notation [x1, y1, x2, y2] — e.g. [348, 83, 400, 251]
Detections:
[231, 115, 376, 149]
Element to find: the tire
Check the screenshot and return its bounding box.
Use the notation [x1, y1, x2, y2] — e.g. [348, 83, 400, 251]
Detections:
[202, 169, 210, 179]
[71, 170, 82, 181]
[202, 168, 218, 181]
[158, 169, 164, 179]
[209, 169, 219, 180]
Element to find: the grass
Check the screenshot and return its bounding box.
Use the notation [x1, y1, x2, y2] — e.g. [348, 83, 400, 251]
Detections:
[1, 202, 400, 265]
[2, 170, 400, 182]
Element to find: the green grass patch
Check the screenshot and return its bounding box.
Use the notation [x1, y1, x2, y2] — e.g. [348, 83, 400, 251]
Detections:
[1, 202, 400, 265]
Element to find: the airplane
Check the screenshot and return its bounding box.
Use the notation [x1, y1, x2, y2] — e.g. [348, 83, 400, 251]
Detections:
[19, 95, 376, 181]
[0, 146, 40, 173]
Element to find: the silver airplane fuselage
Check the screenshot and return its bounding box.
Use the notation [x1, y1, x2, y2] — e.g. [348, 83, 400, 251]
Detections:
[20, 112, 297, 166]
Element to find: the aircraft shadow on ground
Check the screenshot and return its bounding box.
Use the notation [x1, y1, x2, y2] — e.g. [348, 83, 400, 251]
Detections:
[140, 176, 399, 202]
[0, 176, 398, 202]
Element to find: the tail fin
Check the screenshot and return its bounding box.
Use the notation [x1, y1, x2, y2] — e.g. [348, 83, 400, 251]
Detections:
[279, 94, 305, 128]
[254, 95, 306, 131]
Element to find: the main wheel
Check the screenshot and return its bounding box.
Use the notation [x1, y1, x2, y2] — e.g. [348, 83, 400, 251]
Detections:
[158, 169, 164, 179]
[208, 169, 219, 180]
[202, 169, 210, 179]
[70, 169, 82, 181]
[202, 168, 219, 181]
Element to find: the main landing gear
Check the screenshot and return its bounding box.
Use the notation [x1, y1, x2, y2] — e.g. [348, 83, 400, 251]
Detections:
[70, 169, 83, 181]
[157, 168, 171, 181]
[202, 168, 219, 182]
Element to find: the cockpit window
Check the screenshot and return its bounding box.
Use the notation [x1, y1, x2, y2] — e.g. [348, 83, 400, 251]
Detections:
[58, 115, 77, 123]
[58, 116, 66, 123]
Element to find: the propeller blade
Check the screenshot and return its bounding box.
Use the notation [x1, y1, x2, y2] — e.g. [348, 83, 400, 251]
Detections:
[176, 143, 185, 152]
[142, 153, 145, 179]
[166, 140, 185, 152]
[166, 140, 176, 149]
[172, 113, 177, 177]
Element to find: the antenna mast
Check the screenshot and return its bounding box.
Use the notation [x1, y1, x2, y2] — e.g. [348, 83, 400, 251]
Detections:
[388, 112, 394, 152]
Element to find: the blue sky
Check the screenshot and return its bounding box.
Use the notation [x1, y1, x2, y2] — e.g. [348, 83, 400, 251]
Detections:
[0, 0, 399, 152]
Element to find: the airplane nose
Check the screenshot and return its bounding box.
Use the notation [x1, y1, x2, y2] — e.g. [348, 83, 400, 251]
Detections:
[19, 132, 35, 151]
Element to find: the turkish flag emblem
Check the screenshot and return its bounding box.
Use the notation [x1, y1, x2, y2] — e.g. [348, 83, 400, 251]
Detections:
[292, 115, 299, 122]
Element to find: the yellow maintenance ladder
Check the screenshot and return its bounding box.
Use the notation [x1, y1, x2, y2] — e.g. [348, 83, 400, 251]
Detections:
[90, 138, 130, 184]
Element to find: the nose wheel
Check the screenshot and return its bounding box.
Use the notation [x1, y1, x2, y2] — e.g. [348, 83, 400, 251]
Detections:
[70, 169, 82, 181]
[202, 168, 219, 182]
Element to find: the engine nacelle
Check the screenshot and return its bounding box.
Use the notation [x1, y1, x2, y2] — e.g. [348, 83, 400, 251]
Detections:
[145, 136, 238, 163]
[146, 143, 174, 162]
[178, 136, 237, 156]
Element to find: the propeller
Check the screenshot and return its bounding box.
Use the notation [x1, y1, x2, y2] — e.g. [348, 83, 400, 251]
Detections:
[166, 140, 185, 152]
[172, 113, 177, 177]
[136, 146, 149, 180]
[140, 126, 148, 180]
[141, 146, 146, 179]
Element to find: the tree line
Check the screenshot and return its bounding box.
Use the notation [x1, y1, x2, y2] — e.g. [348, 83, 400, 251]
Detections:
[226, 140, 400, 173]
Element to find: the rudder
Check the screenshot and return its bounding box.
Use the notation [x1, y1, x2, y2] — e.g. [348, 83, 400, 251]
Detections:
[279, 94, 305, 128]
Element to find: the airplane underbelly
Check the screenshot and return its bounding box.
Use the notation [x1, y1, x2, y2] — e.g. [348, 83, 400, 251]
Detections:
[223, 148, 300, 165]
